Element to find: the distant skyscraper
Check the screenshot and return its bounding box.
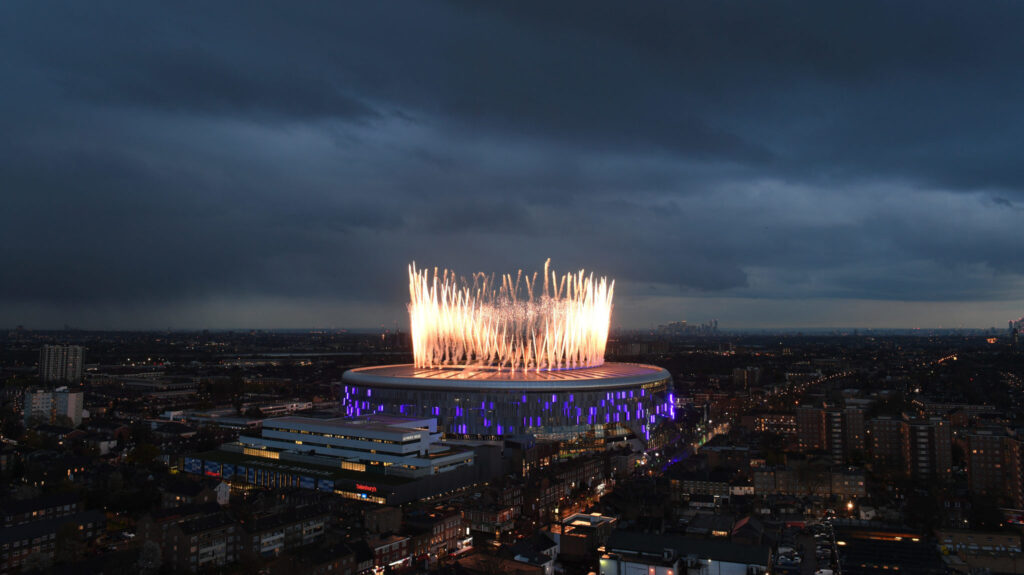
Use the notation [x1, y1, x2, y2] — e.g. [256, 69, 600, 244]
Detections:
[39, 345, 83, 383]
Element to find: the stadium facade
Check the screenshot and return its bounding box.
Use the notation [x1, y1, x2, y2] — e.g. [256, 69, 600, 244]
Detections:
[341, 262, 675, 449]
[341, 362, 673, 446]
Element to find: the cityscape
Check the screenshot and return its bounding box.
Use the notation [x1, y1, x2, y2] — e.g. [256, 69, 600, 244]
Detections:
[2, 274, 1024, 574]
[4, 3, 1024, 575]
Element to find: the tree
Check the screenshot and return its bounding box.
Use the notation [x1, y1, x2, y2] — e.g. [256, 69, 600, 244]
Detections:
[138, 540, 163, 575]
[969, 496, 1005, 530]
[0, 399, 25, 439]
[244, 406, 265, 419]
[54, 414, 75, 428]
[794, 460, 831, 496]
[476, 553, 506, 575]
[21, 549, 49, 572]
[130, 422, 155, 445]
[951, 443, 966, 468]
[759, 432, 786, 466]
[128, 443, 160, 467]
[54, 521, 84, 565]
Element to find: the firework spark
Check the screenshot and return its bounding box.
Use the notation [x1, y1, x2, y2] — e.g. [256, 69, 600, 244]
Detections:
[408, 259, 614, 371]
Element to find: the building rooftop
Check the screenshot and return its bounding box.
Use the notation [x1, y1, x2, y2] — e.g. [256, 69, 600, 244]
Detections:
[148, 502, 222, 523]
[0, 510, 105, 545]
[192, 450, 415, 485]
[344, 362, 669, 391]
[1, 492, 80, 515]
[240, 504, 329, 533]
[563, 512, 616, 528]
[606, 530, 772, 566]
[264, 414, 434, 434]
[179, 512, 236, 535]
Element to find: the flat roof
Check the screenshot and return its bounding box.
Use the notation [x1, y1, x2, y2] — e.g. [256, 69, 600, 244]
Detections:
[564, 512, 616, 526]
[607, 530, 771, 566]
[343, 362, 669, 391]
[264, 414, 433, 434]
[191, 450, 413, 485]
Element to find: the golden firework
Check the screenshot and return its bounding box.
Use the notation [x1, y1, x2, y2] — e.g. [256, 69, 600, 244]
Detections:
[408, 259, 614, 371]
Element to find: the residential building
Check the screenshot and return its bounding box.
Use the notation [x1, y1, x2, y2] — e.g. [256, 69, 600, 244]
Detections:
[39, 345, 83, 383]
[239, 505, 329, 561]
[867, 417, 904, 471]
[798, 404, 867, 463]
[162, 512, 239, 572]
[1, 493, 82, 528]
[903, 417, 952, 480]
[404, 506, 468, 562]
[137, 503, 234, 572]
[967, 428, 1020, 505]
[753, 466, 865, 497]
[23, 387, 84, 427]
[866, 415, 952, 480]
[462, 504, 517, 540]
[364, 506, 402, 534]
[366, 534, 411, 572]
[843, 405, 866, 458]
[669, 471, 731, 501]
[748, 412, 797, 437]
[0, 510, 105, 573]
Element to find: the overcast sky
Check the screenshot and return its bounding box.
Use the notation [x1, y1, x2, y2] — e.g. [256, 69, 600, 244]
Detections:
[3, 1, 1024, 330]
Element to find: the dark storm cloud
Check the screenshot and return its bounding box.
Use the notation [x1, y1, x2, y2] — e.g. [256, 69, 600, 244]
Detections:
[2, 0, 1024, 328]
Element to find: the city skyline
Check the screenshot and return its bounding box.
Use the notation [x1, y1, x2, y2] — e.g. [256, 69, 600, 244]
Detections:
[3, 2, 1024, 330]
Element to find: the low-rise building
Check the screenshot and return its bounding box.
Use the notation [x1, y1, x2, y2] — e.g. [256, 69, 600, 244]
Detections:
[458, 552, 544, 575]
[1, 493, 82, 527]
[405, 506, 469, 563]
[600, 530, 771, 575]
[669, 471, 731, 501]
[164, 512, 239, 572]
[184, 414, 484, 504]
[137, 503, 237, 573]
[266, 542, 357, 575]
[364, 506, 402, 534]
[547, 513, 616, 559]
[367, 533, 411, 572]
[462, 503, 517, 540]
[231, 414, 473, 479]
[239, 505, 330, 561]
[754, 466, 865, 497]
[0, 509, 105, 573]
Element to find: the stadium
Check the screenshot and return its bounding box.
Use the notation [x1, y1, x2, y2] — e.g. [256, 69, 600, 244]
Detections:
[341, 262, 673, 447]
